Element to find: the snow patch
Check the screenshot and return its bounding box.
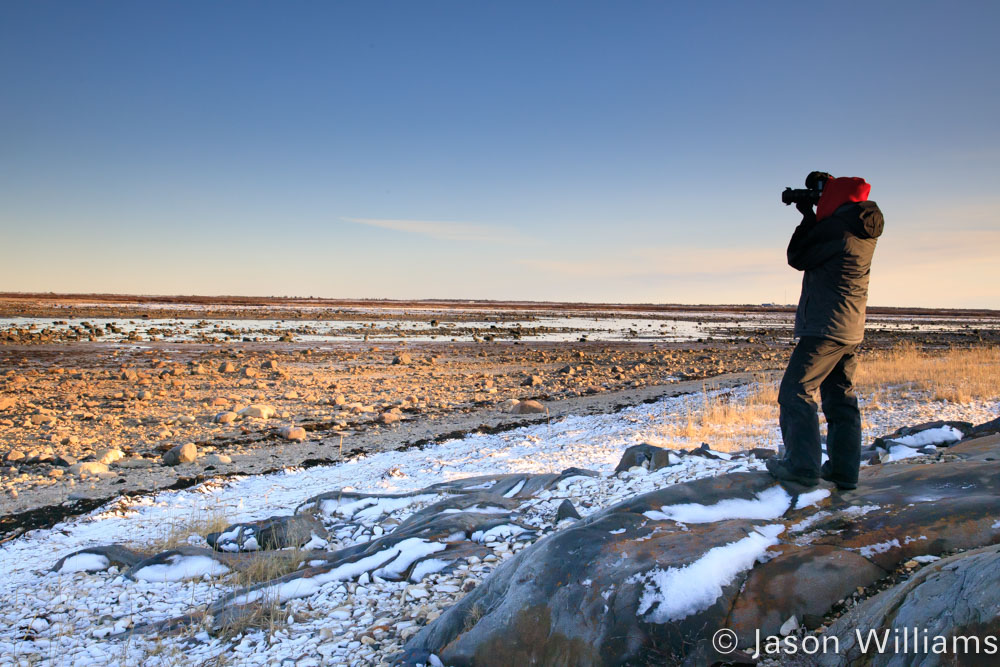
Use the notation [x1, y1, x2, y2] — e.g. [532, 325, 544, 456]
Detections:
[472, 524, 528, 543]
[643, 485, 792, 524]
[58, 553, 111, 573]
[890, 426, 963, 448]
[634, 525, 785, 623]
[409, 558, 449, 582]
[843, 504, 881, 517]
[132, 555, 230, 582]
[858, 539, 900, 558]
[913, 555, 940, 564]
[794, 488, 831, 509]
[503, 480, 526, 498]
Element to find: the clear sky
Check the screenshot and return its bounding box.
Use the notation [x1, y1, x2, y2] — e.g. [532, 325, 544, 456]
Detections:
[2, 1, 998, 308]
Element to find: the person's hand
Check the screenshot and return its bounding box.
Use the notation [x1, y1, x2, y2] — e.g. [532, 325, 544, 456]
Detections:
[795, 201, 815, 217]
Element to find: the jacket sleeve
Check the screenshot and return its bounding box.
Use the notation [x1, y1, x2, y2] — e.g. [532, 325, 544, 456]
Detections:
[787, 216, 845, 271]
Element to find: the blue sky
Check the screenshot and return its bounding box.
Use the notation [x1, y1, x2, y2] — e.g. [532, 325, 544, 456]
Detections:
[2, 1, 998, 307]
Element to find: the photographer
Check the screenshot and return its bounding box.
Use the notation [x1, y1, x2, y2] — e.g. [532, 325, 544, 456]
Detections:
[766, 172, 884, 490]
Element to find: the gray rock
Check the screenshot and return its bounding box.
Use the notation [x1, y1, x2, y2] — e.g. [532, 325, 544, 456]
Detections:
[213, 411, 238, 424]
[874, 420, 974, 449]
[399, 450, 1000, 666]
[971, 415, 1000, 435]
[614, 443, 682, 474]
[555, 500, 581, 522]
[206, 515, 328, 552]
[162, 443, 197, 466]
[51, 544, 146, 573]
[818, 545, 1000, 667]
[54, 454, 77, 467]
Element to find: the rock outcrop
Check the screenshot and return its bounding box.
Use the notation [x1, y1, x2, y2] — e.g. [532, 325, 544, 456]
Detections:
[399, 430, 1000, 666]
[816, 544, 1000, 667]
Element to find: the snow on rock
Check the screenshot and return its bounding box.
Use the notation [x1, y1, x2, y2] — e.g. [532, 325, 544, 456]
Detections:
[794, 487, 831, 509]
[58, 552, 111, 573]
[643, 484, 795, 523]
[131, 554, 231, 582]
[889, 425, 964, 448]
[634, 525, 785, 623]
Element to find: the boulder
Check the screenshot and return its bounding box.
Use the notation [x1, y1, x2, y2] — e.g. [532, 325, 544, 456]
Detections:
[379, 412, 403, 425]
[206, 515, 328, 552]
[68, 461, 108, 476]
[239, 404, 276, 420]
[509, 400, 546, 415]
[818, 545, 1000, 667]
[280, 425, 307, 441]
[214, 411, 238, 424]
[54, 454, 77, 467]
[555, 500, 582, 522]
[613, 444, 683, 474]
[95, 448, 125, 465]
[162, 443, 198, 466]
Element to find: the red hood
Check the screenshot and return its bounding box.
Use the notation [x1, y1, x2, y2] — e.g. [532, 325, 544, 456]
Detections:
[816, 176, 871, 221]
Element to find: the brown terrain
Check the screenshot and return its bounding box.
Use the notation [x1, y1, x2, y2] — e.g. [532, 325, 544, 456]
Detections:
[2, 294, 999, 543]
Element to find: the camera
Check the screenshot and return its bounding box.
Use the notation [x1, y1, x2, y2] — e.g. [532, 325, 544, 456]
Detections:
[782, 171, 833, 206]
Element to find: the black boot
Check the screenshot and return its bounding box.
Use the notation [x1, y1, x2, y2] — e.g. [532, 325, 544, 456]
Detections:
[821, 461, 857, 490]
[765, 458, 819, 487]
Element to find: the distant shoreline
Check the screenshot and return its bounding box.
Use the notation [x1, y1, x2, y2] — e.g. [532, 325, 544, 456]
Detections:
[2, 292, 997, 318]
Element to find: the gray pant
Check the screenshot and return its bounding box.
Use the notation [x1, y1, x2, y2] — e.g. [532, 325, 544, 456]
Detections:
[778, 336, 861, 483]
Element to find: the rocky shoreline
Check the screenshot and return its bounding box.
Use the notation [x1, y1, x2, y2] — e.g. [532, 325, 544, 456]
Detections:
[1, 336, 785, 536]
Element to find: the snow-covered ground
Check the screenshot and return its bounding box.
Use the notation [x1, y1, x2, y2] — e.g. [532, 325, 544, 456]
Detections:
[1, 383, 997, 666]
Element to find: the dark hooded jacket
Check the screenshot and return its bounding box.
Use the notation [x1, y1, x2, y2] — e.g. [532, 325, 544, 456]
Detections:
[787, 177, 884, 345]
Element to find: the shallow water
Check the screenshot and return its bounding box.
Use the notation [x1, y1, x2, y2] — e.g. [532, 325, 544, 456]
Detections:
[2, 309, 998, 344]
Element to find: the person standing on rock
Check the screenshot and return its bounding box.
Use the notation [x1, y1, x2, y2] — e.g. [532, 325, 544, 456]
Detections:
[766, 172, 884, 490]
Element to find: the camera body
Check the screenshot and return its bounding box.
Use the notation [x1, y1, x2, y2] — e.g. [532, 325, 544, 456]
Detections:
[782, 171, 833, 206]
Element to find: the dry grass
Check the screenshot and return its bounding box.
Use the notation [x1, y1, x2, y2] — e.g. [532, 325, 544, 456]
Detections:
[651, 375, 781, 453]
[649, 346, 999, 453]
[132, 510, 232, 554]
[120, 509, 305, 648]
[210, 588, 288, 643]
[855, 343, 1000, 404]
[209, 548, 310, 642]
